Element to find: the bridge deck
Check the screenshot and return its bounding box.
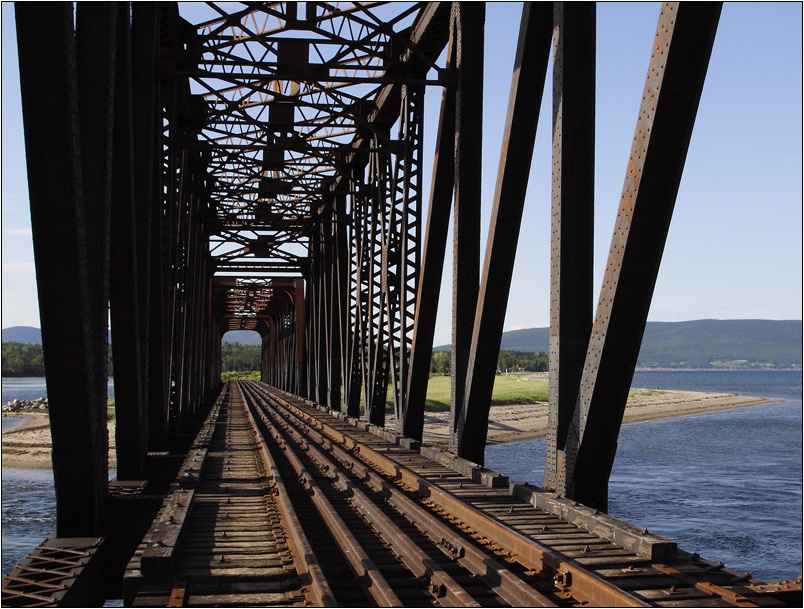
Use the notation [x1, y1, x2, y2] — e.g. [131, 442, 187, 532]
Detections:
[121, 382, 795, 607]
[125, 385, 305, 606]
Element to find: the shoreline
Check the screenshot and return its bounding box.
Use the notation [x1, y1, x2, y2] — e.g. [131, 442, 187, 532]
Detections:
[2, 412, 117, 470]
[2, 389, 777, 470]
[417, 389, 777, 448]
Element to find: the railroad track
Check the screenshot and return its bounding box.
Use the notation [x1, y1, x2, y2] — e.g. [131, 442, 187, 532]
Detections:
[125, 381, 800, 607]
[125, 384, 317, 607]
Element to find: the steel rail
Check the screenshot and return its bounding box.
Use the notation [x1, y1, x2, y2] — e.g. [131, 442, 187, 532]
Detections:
[653, 564, 760, 608]
[243, 382, 559, 607]
[256, 383, 651, 608]
[233, 381, 337, 607]
[239, 381, 481, 607]
[236, 383, 403, 607]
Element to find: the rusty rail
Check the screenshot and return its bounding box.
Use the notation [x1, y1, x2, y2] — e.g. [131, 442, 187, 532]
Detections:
[251, 382, 649, 608]
[237, 382, 403, 607]
[241, 380, 559, 607]
[235, 381, 337, 607]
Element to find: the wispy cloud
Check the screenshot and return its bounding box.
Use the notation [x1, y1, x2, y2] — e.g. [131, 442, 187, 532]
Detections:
[1, 195, 30, 210]
[2, 228, 31, 236]
[1, 262, 35, 273]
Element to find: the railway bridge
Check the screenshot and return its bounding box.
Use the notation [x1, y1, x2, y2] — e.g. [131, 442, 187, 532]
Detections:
[3, 2, 800, 606]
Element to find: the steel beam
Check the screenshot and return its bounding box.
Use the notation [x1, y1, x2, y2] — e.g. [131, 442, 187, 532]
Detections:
[334, 192, 355, 414]
[543, 2, 596, 489]
[456, 3, 554, 464]
[132, 4, 169, 452]
[295, 278, 306, 395]
[325, 206, 343, 411]
[130, 4, 157, 451]
[558, 2, 722, 511]
[386, 85, 424, 428]
[16, 3, 108, 537]
[110, 5, 148, 479]
[403, 48, 457, 441]
[450, 2, 484, 451]
[76, 3, 115, 445]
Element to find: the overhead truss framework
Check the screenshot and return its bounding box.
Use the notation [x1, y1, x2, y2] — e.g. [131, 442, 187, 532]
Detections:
[178, 2, 452, 424]
[169, 0, 722, 510]
[15, 2, 722, 547]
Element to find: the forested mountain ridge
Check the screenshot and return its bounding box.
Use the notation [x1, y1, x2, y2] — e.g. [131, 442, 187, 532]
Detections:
[1, 326, 43, 344]
[4, 319, 801, 371]
[436, 319, 802, 369]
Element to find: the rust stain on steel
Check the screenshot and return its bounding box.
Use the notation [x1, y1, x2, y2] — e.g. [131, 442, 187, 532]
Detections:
[558, 2, 722, 511]
[263, 383, 648, 608]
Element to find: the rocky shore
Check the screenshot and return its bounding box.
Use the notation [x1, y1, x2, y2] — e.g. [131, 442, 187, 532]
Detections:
[2, 397, 49, 413]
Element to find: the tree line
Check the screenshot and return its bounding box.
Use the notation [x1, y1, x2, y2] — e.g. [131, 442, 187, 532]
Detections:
[221, 342, 261, 372]
[2, 342, 45, 376]
[429, 349, 548, 375]
[2, 340, 547, 377]
[2, 342, 116, 377]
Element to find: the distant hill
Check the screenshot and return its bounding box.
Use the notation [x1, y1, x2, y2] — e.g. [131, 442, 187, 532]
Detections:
[2, 326, 264, 347]
[436, 320, 802, 369]
[2, 326, 41, 344]
[6, 320, 802, 368]
[221, 330, 262, 345]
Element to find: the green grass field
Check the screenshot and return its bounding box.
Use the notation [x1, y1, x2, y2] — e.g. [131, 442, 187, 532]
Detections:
[423, 373, 548, 411]
[221, 370, 548, 412]
[221, 370, 261, 381]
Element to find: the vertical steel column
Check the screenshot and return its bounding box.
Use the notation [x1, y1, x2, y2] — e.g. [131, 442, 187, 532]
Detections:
[205, 271, 217, 396]
[187, 214, 206, 412]
[345, 178, 365, 417]
[307, 250, 319, 401]
[131, 3, 168, 452]
[16, 4, 109, 536]
[304, 271, 315, 399]
[160, 76, 181, 432]
[76, 3, 115, 450]
[261, 325, 270, 384]
[294, 278, 306, 395]
[172, 184, 191, 424]
[314, 226, 330, 406]
[450, 2, 484, 451]
[111, 4, 148, 479]
[165, 144, 186, 431]
[403, 40, 457, 440]
[334, 191, 353, 413]
[183, 219, 202, 413]
[558, 3, 722, 511]
[263, 320, 274, 384]
[353, 187, 372, 416]
[385, 85, 424, 427]
[543, 2, 596, 489]
[456, 3, 553, 464]
[325, 205, 343, 411]
[131, 3, 153, 440]
[364, 145, 391, 426]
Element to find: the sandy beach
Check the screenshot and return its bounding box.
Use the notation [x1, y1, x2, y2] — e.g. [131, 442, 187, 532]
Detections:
[417, 387, 775, 448]
[2, 414, 117, 470]
[2, 387, 774, 469]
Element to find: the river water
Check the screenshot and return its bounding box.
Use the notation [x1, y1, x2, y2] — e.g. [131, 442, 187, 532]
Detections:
[486, 370, 803, 582]
[3, 371, 802, 581]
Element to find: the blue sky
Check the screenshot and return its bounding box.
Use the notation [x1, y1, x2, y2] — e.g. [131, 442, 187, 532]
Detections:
[2, 3, 802, 347]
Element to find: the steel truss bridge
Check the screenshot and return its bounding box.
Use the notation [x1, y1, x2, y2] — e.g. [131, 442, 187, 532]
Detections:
[4, 2, 801, 607]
